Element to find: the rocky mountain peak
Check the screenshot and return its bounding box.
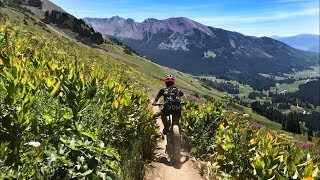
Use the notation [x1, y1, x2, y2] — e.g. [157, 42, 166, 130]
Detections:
[162, 17, 214, 36]
[143, 18, 159, 23]
[109, 15, 125, 21]
[84, 16, 215, 39]
[126, 18, 136, 23]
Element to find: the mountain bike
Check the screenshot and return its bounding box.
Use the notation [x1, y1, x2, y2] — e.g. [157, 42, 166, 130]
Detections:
[153, 103, 185, 163]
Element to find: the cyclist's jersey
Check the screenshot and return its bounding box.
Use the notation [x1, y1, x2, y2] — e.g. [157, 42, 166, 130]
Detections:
[155, 86, 184, 104]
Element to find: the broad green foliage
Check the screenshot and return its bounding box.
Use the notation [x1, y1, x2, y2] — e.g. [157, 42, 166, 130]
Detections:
[255, 132, 319, 179]
[215, 114, 256, 179]
[0, 21, 158, 179]
[181, 101, 225, 157]
[182, 102, 319, 179]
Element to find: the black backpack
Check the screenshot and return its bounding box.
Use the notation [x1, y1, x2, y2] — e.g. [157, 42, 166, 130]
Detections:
[164, 86, 181, 105]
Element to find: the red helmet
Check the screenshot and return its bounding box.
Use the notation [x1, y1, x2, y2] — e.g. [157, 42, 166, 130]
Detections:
[164, 74, 175, 83]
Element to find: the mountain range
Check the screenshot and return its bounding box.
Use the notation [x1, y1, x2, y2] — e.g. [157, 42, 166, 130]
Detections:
[271, 34, 319, 53]
[84, 16, 319, 90]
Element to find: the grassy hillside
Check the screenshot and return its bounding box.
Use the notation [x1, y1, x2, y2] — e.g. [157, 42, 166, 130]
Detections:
[0, 8, 148, 87]
[1, 3, 292, 133]
[97, 43, 225, 98]
[0, 5, 225, 100]
[0, 18, 159, 179]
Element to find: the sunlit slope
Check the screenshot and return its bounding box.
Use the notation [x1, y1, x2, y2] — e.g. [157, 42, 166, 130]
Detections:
[0, 5, 224, 99]
[98, 43, 225, 98]
[0, 5, 284, 131]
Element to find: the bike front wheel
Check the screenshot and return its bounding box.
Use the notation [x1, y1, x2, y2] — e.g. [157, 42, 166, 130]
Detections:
[171, 124, 181, 163]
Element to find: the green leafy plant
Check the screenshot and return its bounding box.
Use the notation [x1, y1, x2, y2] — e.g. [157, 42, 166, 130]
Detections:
[214, 114, 256, 179]
[0, 20, 158, 179]
[181, 101, 225, 157]
[181, 100, 319, 179]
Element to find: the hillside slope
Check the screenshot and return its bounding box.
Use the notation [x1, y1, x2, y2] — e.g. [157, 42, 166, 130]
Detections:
[0, 4, 225, 100]
[17, 0, 66, 18]
[84, 16, 319, 90]
[1, 2, 286, 129]
[272, 34, 320, 53]
[0, 19, 161, 180]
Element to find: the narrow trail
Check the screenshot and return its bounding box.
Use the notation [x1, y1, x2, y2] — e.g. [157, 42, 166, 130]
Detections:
[144, 106, 204, 180]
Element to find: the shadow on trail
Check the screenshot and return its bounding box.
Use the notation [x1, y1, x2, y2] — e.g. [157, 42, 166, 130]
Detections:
[155, 154, 189, 169]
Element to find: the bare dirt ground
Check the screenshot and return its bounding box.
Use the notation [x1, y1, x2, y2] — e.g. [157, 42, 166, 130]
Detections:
[144, 106, 204, 180]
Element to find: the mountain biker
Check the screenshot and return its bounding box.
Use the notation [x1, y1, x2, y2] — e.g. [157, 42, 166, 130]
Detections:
[152, 74, 184, 135]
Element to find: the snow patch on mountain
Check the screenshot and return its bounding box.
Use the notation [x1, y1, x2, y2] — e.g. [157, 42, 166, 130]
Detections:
[158, 32, 190, 51]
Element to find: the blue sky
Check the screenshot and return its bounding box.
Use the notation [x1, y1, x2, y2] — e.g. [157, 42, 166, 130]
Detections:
[51, 0, 319, 37]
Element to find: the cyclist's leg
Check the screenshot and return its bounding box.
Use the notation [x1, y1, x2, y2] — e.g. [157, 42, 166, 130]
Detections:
[172, 109, 181, 125]
[161, 109, 169, 134]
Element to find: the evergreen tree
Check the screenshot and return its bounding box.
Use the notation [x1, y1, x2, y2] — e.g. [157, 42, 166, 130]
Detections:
[28, 0, 42, 8]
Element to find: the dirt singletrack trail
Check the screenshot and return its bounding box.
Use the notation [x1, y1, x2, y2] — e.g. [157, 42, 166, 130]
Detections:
[144, 106, 204, 180]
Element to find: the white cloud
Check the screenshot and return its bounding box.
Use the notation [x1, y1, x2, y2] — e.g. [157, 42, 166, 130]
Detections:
[275, 0, 316, 3]
[195, 8, 319, 24]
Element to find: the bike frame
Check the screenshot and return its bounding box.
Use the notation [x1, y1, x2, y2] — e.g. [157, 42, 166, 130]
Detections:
[153, 103, 184, 163]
